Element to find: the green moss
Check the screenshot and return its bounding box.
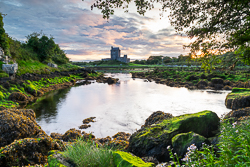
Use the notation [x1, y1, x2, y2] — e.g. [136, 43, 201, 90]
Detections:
[226, 88, 250, 100]
[133, 110, 218, 145]
[113, 151, 154, 167]
[47, 151, 67, 167]
[0, 91, 5, 100]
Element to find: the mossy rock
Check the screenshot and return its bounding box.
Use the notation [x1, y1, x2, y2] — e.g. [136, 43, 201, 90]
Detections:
[47, 150, 75, 167]
[62, 128, 81, 142]
[113, 151, 155, 167]
[127, 110, 219, 162]
[0, 137, 61, 166]
[143, 111, 173, 127]
[225, 88, 250, 109]
[224, 107, 250, 122]
[172, 131, 207, 158]
[8, 92, 28, 103]
[0, 109, 47, 147]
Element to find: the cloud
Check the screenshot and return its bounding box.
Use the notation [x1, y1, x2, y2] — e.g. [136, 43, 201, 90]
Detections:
[0, 0, 191, 61]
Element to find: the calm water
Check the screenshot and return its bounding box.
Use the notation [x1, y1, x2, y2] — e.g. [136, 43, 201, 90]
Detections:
[28, 73, 231, 138]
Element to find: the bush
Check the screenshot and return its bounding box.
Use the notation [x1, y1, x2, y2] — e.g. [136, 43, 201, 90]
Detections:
[63, 138, 115, 167]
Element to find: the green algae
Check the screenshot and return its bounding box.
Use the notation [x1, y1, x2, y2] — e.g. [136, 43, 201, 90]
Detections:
[113, 151, 154, 167]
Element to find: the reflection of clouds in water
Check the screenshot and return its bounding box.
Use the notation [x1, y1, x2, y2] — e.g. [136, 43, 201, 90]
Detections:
[34, 73, 231, 137]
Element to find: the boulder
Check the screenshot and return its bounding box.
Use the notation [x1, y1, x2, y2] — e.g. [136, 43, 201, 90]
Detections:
[0, 137, 60, 166]
[172, 132, 207, 158]
[143, 111, 173, 127]
[47, 150, 75, 167]
[62, 128, 82, 142]
[50, 133, 63, 140]
[113, 151, 154, 167]
[127, 110, 220, 162]
[8, 92, 28, 103]
[211, 78, 224, 85]
[224, 107, 250, 121]
[213, 84, 224, 90]
[197, 80, 208, 89]
[225, 88, 250, 109]
[0, 109, 47, 147]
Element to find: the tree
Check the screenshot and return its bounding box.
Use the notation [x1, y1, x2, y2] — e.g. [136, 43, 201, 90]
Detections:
[26, 32, 69, 64]
[89, 0, 250, 66]
[0, 13, 9, 56]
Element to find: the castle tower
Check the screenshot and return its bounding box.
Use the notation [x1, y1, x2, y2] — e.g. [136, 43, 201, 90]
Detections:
[110, 46, 120, 60]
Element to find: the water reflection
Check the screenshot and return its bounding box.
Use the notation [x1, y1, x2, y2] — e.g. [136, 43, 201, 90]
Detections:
[28, 73, 231, 138]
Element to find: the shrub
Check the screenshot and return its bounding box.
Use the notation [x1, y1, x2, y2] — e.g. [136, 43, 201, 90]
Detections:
[63, 138, 115, 167]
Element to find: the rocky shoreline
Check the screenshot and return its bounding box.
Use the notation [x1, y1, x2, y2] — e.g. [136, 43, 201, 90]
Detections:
[1, 70, 250, 166]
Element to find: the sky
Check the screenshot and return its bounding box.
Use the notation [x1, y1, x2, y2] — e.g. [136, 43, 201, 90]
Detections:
[0, 0, 191, 62]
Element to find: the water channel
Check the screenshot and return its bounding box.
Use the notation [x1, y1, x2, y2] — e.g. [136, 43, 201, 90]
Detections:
[27, 73, 232, 138]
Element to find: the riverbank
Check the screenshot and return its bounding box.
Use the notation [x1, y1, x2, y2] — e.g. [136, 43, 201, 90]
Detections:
[1, 69, 250, 166]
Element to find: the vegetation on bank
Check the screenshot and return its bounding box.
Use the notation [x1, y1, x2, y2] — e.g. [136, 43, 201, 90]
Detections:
[132, 67, 250, 85]
[169, 119, 250, 166]
[0, 72, 102, 109]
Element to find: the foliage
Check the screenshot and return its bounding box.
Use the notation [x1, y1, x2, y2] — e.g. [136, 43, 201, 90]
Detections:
[63, 137, 115, 167]
[169, 120, 250, 166]
[0, 13, 9, 56]
[90, 0, 250, 68]
[26, 32, 69, 64]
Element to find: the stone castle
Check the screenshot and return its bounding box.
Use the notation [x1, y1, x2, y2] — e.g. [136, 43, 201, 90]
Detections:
[102, 46, 130, 63]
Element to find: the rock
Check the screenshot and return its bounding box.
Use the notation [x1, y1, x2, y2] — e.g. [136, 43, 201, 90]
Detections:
[213, 84, 224, 90]
[47, 150, 76, 167]
[0, 109, 47, 147]
[81, 131, 95, 140]
[2, 82, 10, 89]
[143, 111, 173, 127]
[187, 75, 199, 81]
[82, 117, 96, 124]
[113, 151, 154, 167]
[200, 74, 207, 79]
[223, 85, 232, 90]
[211, 78, 224, 85]
[127, 110, 220, 162]
[197, 80, 208, 89]
[79, 124, 91, 129]
[225, 88, 250, 109]
[235, 81, 245, 88]
[62, 128, 82, 142]
[0, 136, 61, 166]
[106, 77, 119, 84]
[8, 92, 28, 103]
[172, 131, 207, 158]
[112, 132, 131, 141]
[50, 133, 63, 140]
[224, 107, 250, 121]
[97, 136, 112, 144]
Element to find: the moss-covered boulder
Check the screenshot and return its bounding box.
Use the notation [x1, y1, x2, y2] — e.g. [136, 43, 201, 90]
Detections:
[0, 137, 61, 166]
[225, 88, 250, 109]
[47, 150, 75, 167]
[172, 132, 207, 158]
[8, 92, 28, 103]
[127, 110, 220, 162]
[113, 151, 155, 167]
[0, 109, 47, 147]
[143, 111, 173, 127]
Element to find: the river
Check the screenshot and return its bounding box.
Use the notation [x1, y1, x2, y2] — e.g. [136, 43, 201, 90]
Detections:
[28, 73, 231, 138]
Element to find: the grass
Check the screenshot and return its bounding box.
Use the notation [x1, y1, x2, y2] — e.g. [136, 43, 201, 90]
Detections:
[63, 137, 115, 167]
[169, 119, 250, 166]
